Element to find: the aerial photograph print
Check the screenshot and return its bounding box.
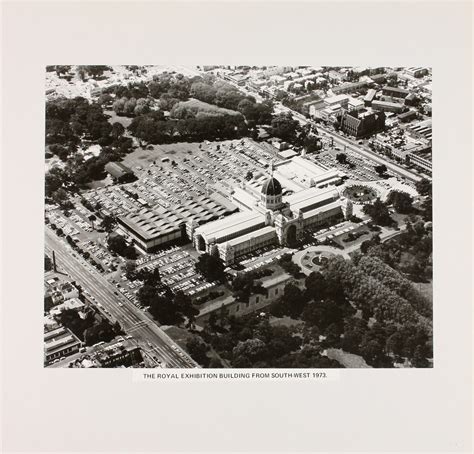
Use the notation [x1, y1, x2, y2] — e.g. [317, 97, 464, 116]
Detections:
[44, 65, 433, 369]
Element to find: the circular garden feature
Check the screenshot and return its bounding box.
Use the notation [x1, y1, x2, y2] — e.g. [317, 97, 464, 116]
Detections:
[301, 250, 337, 272]
[293, 245, 351, 275]
[343, 184, 379, 204]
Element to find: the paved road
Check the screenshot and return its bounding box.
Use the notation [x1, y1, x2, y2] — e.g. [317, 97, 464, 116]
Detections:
[218, 74, 424, 184]
[45, 229, 197, 368]
[274, 102, 423, 183]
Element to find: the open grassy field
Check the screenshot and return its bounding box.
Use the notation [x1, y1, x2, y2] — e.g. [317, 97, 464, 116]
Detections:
[413, 281, 433, 303]
[121, 142, 204, 170]
[104, 110, 133, 128]
[326, 348, 372, 368]
[174, 98, 241, 116]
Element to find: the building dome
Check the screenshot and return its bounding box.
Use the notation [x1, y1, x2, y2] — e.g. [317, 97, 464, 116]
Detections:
[261, 177, 282, 196]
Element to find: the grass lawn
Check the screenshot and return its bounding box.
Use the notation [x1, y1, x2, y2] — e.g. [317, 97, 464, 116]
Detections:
[104, 110, 133, 128]
[326, 348, 372, 368]
[161, 326, 194, 350]
[268, 316, 304, 329]
[121, 141, 204, 169]
[175, 98, 241, 116]
[343, 185, 379, 203]
[413, 281, 433, 303]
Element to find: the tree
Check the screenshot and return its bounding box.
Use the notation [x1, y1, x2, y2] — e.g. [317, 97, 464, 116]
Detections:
[359, 338, 385, 365]
[97, 93, 113, 106]
[415, 178, 432, 197]
[77, 65, 110, 80]
[412, 345, 430, 367]
[195, 253, 226, 283]
[336, 153, 347, 164]
[107, 233, 128, 256]
[124, 260, 137, 280]
[124, 245, 137, 260]
[190, 82, 217, 104]
[421, 197, 432, 222]
[186, 337, 210, 367]
[280, 258, 302, 277]
[374, 164, 388, 176]
[112, 97, 127, 114]
[101, 215, 117, 233]
[110, 122, 125, 139]
[304, 271, 327, 301]
[232, 338, 267, 367]
[387, 190, 413, 214]
[51, 188, 70, 207]
[281, 282, 307, 317]
[270, 113, 300, 142]
[302, 299, 344, 331]
[173, 291, 198, 324]
[363, 198, 393, 226]
[49, 143, 71, 161]
[45, 255, 53, 271]
[124, 97, 138, 115]
[232, 273, 265, 303]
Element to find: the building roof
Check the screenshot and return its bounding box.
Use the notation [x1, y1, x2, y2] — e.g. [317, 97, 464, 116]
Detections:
[324, 94, 349, 105]
[105, 162, 133, 179]
[382, 85, 410, 95]
[398, 110, 417, 119]
[261, 177, 283, 196]
[275, 157, 344, 190]
[301, 199, 342, 220]
[261, 271, 293, 288]
[349, 98, 364, 106]
[50, 297, 85, 315]
[194, 210, 265, 242]
[278, 149, 298, 159]
[372, 100, 405, 108]
[285, 186, 340, 213]
[221, 226, 277, 248]
[44, 326, 82, 356]
[364, 89, 377, 101]
[119, 207, 183, 241]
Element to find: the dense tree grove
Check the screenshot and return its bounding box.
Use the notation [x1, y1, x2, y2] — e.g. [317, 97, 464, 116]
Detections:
[102, 72, 273, 134]
[363, 198, 394, 226]
[270, 112, 301, 142]
[278, 253, 303, 277]
[131, 265, 197, 326]
[195, 254, 227, 283]
[58, 308, 122, 346]
[112, 97, 151, 116]
[107, 233, 137, 259]
[76, 65, 112, 81]
[190, 232, 432, 368]
[387, 190, 414, 214]
[231, 272, 266, 303]
[129, 111, 249, 143]
[45, 97, 134, 205]
[415, 178, 432, 197]
[199, 313, 340, 368]
[360, 220, 433, 283]
[138, 283, 198, 326]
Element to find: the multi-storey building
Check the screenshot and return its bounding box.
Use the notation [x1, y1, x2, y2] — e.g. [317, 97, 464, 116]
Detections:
[193, 159, 351, 266]
[340, 110, 385, 138]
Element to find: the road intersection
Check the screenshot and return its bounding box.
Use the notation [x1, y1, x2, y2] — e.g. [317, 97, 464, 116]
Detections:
[45, 228, 197, 368]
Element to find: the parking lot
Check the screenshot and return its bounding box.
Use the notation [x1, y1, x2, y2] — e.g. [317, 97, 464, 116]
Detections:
[231, 244, 296, 274]
[122, 138, 280, 197]
[310, 148, 397, 182]
[110, 246, 215, 304]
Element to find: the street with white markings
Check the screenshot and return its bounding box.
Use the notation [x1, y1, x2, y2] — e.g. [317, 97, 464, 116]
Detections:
[45, 228, 197, 368]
